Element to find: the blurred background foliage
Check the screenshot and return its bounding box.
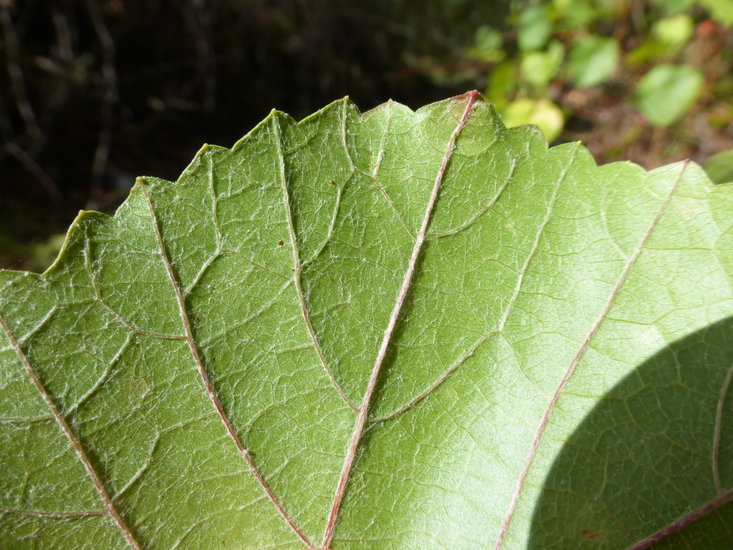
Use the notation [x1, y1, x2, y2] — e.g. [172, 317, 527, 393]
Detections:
[0, 0, 731, 270]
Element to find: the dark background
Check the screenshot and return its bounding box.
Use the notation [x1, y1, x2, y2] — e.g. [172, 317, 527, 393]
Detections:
[0, 0, 730, 270]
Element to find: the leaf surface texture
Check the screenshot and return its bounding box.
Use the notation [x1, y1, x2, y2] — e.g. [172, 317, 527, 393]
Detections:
[1, 93, 733, 549]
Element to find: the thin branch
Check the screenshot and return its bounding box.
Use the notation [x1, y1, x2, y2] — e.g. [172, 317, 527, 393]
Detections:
[4, 142, 62, 201]
[182, 0, 216, 112]
[0, 4, 39, 136]
[84, 0, 118, 209]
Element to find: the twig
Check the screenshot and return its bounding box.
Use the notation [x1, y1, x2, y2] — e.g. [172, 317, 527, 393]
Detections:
[84, 0, 118, 209]
[4, 142, 62, 201]
[183, 0, 216, 112]
[0, 2, 40, 137]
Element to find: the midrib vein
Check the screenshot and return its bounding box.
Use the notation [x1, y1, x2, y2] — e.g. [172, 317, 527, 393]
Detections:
[0, 313, 140, 549]
[141, 184, 312, 547]
[321, 90, 479, 548]
[271, 115, 358, 412]
[372, 145, 578, 424]
[494, 162, 688, 549]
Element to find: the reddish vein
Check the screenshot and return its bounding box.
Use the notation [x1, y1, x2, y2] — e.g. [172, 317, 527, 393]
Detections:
[713, 361, 733, 494]
[373, 145, 577, 425]
[140, 183, 312, 547]
[0, 314, 140, 549]
[321, 90, 479, 548]
[628, 488, 733, 549]
[494, 162, 687, 549]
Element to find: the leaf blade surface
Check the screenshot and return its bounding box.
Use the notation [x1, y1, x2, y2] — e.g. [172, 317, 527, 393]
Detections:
[1, 93, 733, 549]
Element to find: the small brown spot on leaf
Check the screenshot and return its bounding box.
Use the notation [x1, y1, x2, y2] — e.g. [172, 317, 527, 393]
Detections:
[328, 180, 337, 186]
[278, 240, 285, 247]
[582, 529, 600, 541]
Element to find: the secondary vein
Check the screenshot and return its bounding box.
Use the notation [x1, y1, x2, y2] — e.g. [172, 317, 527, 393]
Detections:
[320, 90, 479, 548]
[368, 101, 414, 238]
[272, 114, 358, 412]
[628, 487, 733, 549]
[713, 360, 733, 494]
[372, 144, 578, 424]
[494, 161, 687, 549]
[0, 313, 141, 549]
[141, 183, 313, 547]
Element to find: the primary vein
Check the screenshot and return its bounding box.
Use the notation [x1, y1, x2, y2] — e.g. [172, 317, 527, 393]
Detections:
[321, 90, 479, 548]
[372, 145, 577, 424]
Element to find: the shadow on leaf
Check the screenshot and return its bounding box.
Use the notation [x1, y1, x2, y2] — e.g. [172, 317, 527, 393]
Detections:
[529, 316, 733, 548]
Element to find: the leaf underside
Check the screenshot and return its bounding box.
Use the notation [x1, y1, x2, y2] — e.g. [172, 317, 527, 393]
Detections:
[1, 92, 732, 549]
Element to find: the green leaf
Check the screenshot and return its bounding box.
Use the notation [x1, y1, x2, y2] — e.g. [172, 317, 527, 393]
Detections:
[502, 97, 565, 141]
[520, 40, 565, 87]
[705, 150, 733, 184]
[651, 0, 697, 14]
[627, 16, 693, 65]
[467, 25, 505, 63]
[652, 14, 694, 49]
[553, 0, 597, 28]
[1, 93, 733, 549]
[567, 35, 619, 89]
[701, 0, 733, 26]
[487, 61, 518, 111]
[635, 64, 704, 126]
[531, 317, 733, 548]
[518, 5, 553, 51]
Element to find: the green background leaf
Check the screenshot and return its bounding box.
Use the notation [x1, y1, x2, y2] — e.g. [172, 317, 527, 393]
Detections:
[635, 65, 704, 126]
[518, 6, 553, 52]
[502, 97, 565, 141]
[700, 0, 733, 26]
[567, 35, 619, 88]
[1, 93, 732, 548]
[706, 150, 733, 184]
[521, 40, 565, 87]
